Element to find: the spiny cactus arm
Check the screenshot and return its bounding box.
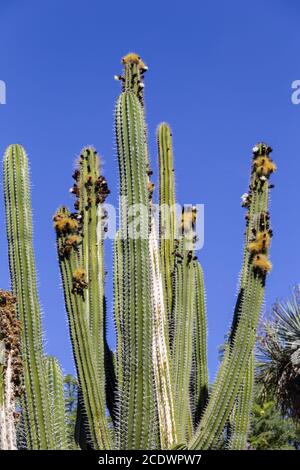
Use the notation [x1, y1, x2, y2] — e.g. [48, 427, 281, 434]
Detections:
[227, 144, 275, 448]
[120, 62, 177, 446]
[45, 356, 68, 450]
[71, 148, 111, 414]
[149, 217, 178, 449]
[228, 353, 254, 450]
[54, 206, 112, 450]
[171, 209, 197, 442]
[0, 291, 21, 450]
[3, 144, 53, 449]
[115, 91, 157, 449]
[189, 144, 275, 450]
[191, 261, 208, 427]
[230, 143, 275, 342]
[157, 123, 176, 322]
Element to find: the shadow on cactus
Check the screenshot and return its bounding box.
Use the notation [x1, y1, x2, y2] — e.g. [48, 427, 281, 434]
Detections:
[0, 53, 276, 450]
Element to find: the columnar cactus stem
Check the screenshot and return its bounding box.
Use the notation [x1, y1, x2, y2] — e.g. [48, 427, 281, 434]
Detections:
[0, 291, 21, 450]
[113, 233, 124, 389]
[45, 356, 68, 450]
[228, 354, 254, 449]
[157, 123, 176, 323]
[172, 208, 197, 442]
[3, 144, 53, 449]
[191, 262, 208, 427]
[70, 148, 110, 412]
[118, 57, 177, 447]
[54, 206, 112, 449]
[188, 143, 275, 449]
[115, 90, 157, 449]
[149, 217, 178, 449]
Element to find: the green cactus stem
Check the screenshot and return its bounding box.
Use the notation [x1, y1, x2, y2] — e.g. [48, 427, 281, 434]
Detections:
[157, 123, 176, 324]
[3, 144, 54, 449]
[45, 356, 68, 450]
[171, 207, 198, 442]
[228, 354, 254, 449]
[189, 143, 275, 449]
[191, 262, 208, 428]
[115, 89, 157, 449]
[70, 147, 114, 418]
[119, 59, 176, 448]
[54, 205, 112, 449]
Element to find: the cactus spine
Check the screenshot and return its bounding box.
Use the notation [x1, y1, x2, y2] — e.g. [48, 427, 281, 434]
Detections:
[3, 144, 54, 449]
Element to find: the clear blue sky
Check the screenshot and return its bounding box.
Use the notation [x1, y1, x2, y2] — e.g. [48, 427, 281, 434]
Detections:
[0, 0, 299, 380]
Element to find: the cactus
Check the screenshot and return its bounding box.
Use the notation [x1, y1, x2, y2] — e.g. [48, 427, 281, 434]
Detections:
[3, 144, 54, 449]
[45, 356, 68, 450]
[0, 54, 276, 450]
[191, 262, 208, 427]
[54, 202, 112, 450]
[228, 354, 254, 449]
[157, 123, 176, 324]
[114, 90, 157, 449]
[188, 143, 275, 449]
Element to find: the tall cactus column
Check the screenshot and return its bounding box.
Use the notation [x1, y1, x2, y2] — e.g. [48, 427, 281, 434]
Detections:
[3, 144, 54, 449]
[54, 147, 112, 450]
[115, 85, 157, 448]
[70, 148, 110, 404]
[189, 143, 275, 449]
[191, 261, 208, 428]
[171, 208, 198, 442]
[157, 121, 208, 443]
[157, 123, 176, 324]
